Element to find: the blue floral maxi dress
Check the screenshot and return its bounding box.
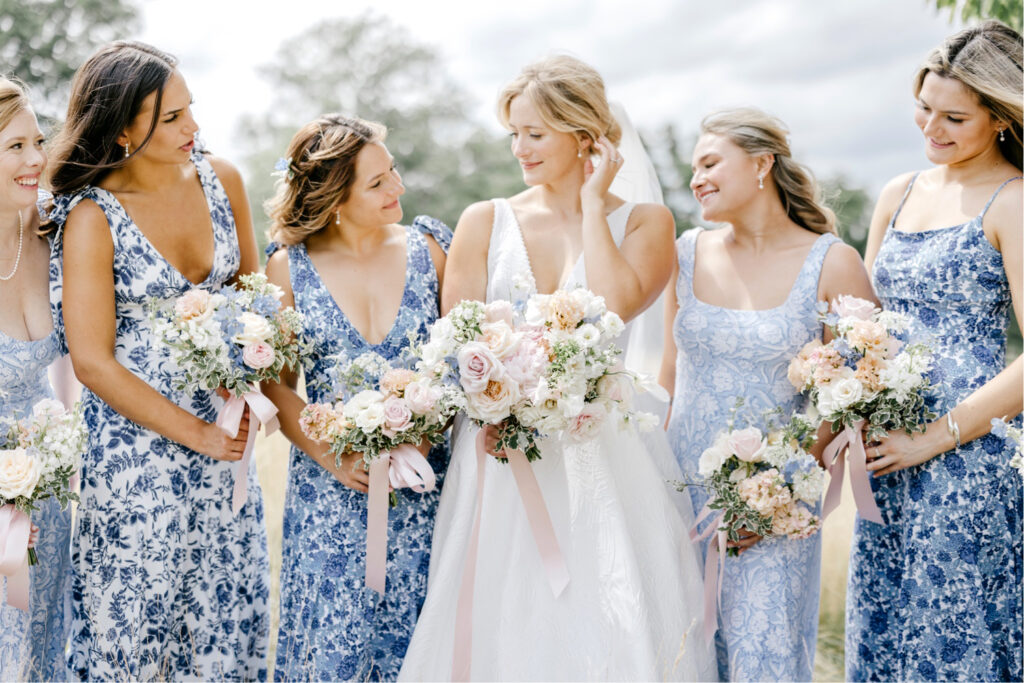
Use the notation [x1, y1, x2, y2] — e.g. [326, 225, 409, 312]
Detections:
[845, 175, 1023, 682]
[271, 217, 451, 681]
[0, 330, 71, 681]
[48, 151, 271, 680]
[668, 227, 839, 681]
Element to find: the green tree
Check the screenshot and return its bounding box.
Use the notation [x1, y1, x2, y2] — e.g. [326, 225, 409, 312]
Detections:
[932, 0, 1023, 31]
[0, 0, 140, 121]
[822, 176, 873, 255]
[237, 13, 522, 255]
[644, 123, 700, 236]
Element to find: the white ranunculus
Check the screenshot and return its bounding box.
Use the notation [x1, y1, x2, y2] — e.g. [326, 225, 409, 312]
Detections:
[574, 323, 601, 349]
[600, 311, 624, 339]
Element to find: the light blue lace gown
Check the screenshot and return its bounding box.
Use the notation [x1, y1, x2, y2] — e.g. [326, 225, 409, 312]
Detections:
[668, 227, 839, 681]
[846, 175, 1023, 682]
[48, 151, 270, 681]
[0, 328, 71, 681]
[271, 217, 451, 681]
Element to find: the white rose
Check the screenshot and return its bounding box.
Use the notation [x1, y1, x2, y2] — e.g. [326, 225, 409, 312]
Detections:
[574, 323, 601, 349]
[831, 376, 865, 410]
[430, 317, 456, 346]
[234, 312, 274, 345]
[600, 311, 624, 339]
[478, 321, 521, 360]
[0, 448, 41, 499]
[465, 376, 521, 424]
[698, 433, 731, 478]
[343, 390, 387, 432]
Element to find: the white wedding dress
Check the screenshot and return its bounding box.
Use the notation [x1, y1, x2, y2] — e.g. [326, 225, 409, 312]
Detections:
[399, 199, 715, 681]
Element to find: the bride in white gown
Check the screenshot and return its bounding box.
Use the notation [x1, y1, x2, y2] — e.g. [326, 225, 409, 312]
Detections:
[399, 56, 715, 682]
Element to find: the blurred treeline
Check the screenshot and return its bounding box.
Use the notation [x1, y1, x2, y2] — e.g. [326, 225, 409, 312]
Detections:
[3, 1, 1019, 356]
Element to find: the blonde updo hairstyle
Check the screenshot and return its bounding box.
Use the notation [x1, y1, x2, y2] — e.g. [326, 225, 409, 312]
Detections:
[0, 76, 31, 134]
[701, 108, 837, 235]
[267, 114, 387, 246]
[914, 20, 1023, 170]
[497, 55, 621, 154]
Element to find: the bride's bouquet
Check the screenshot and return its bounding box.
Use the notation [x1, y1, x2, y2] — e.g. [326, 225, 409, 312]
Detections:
[0, 399, 87, 609]
[688, 408, 824, 550]
[300, 351, 462, 593]
[787, 295, 936, 522]
[416, 290, 662, 462]
[149, 273, 312, 514]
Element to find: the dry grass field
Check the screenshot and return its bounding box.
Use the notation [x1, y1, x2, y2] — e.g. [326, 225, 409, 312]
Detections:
[253, 433, 859, 681]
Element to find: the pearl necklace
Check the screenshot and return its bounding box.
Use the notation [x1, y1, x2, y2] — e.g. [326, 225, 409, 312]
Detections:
[0, 211, 24, 282]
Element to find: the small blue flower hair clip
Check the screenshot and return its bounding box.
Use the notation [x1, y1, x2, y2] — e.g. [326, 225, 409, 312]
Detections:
[273, 157, 294, 181]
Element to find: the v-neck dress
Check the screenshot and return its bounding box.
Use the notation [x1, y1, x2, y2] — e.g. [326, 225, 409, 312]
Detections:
[269, 217, 452, 681]
[48, 151, 271, 681]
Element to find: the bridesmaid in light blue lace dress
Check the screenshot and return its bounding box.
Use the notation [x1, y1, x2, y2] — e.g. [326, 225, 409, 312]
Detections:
[262, 115, 451, 680]
[47, 43, 268, 680]
[0, 77, 71, 681]
[663, 109, 876, 681]
[848, 23, 1022, 681]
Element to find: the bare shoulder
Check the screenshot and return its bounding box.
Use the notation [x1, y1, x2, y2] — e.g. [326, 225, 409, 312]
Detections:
[65, 198, 112, 245]
[453, 200, 497, 244]
[822, 240, 866, 276]
[264, 247, 295, 303]
[625, 201, 673, 237]
[876, 171, 918, 215]
[205, 155, 246, 196]
[984, 176, 1023, 248]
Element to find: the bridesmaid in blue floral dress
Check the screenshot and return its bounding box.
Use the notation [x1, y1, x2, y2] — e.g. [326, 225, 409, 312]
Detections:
[848, 22, 1022, 682]
[0, 76, 72, 682]
[263, 115, 451, 680]
[46, 43, 269, 679]
[663, 108, 876, 681]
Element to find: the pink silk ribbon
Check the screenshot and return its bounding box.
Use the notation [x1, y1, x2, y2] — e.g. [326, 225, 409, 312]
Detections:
[0, 504, 30, 610]
[689, 504, 726, 643]
[216, 387, 281, 516]
[821, 420, 883, 524]
[365, 443, 436, 594]
[451, 431, 570, 681]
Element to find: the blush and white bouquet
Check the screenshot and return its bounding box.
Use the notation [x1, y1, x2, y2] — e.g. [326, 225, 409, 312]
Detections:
[787, 295, 937, 522]
[416, 290, 663, 462]
[299, 351, 463, 471]
[299, 350, 463, 594]
[991, 417, 1023, 477]
[788, 295, 936, 442]
[686, 407, 824, 552]
[149, 272, 311, 396]
[149, 273, 312, 515]
[0, 398, 87, 568]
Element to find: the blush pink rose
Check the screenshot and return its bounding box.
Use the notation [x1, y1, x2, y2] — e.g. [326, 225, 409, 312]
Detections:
[404, 380, 440, 415]
[174, 288, 213, 321]
[727, 427, 768, 463]
[382, 396, 413, 436]
[457, 342, 501, 394]
[832, 295, 876, 321]
[565, 401, 608, 442]
[484, 300, 515, 326]
[503, 340, 545, 396]
[242, 341, 276, 369]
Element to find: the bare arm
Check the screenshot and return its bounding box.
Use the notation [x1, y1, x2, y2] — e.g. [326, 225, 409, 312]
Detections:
[581, 137, 675, 321]
[47, 354, 79, 409]
[260, 249, 370, 492]
[209, 156, 259, 280]
[658, 258, 680, 429]
[440, 201, 493, 314]
[62, 201, 246, 461]
[869, 181, 1023, 475]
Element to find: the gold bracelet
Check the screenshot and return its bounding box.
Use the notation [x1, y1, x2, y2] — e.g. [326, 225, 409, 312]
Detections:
[946, 411, 961, 449]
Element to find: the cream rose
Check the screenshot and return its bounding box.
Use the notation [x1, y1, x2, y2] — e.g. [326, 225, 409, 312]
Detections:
[466, 376, 521, 424]
[478, 321, 520, 360]
[483, 300, 515, 326]
[175, 288, 215, 322]
[0, 448, 40, 500]
[242, 341, 276, 369]
[234, 312, 275, 345]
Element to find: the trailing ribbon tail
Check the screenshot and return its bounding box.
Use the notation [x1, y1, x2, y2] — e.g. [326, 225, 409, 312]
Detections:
[216, 387, 281, 516]
[821, 420, 883, 524]
[690, 504, 725, 642]
[0, 504, 31, 610]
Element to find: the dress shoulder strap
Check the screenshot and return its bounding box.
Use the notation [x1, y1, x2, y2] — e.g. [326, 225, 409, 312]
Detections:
[790, 232, 841, 307]
[412, 215, 453, 253]
[889, 172, 921, 229]
[980, 175, 1023, 219]
[674, 227, 704, 303]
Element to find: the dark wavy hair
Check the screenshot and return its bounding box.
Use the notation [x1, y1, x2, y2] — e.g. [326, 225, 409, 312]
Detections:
[47, 41, 178, 195]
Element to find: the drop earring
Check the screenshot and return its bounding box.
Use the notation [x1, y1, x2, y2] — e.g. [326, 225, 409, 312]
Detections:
[577, 150, 583, 159]
[999, 129, 1006, 142]
[758, 175, 764, 190]
[124, 143, 130, 159]
[335, 210, 340, 225]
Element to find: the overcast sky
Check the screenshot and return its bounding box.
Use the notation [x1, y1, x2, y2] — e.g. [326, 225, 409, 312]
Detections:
[138, 0, 962, 194]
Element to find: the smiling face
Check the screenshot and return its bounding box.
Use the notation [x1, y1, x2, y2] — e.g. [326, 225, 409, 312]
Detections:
[0, 108, 46, 213]
[120, 69, 198, 163]
[507, 95, 583, 186]
[690, 133, 763, 222]
[336, 141, 405, 227]
[914, 71, 1003, 166]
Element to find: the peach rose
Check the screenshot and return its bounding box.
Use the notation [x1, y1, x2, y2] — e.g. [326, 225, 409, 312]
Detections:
[174, 289, 214, 322]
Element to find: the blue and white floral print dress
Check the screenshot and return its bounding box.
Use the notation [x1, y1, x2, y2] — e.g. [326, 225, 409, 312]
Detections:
[668, 226, 839, 682]
[0, 328, 71, 681]
[846, 174, 1023, 682]
[48, 151, 270, 681]
[270, 217, 451, 681]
